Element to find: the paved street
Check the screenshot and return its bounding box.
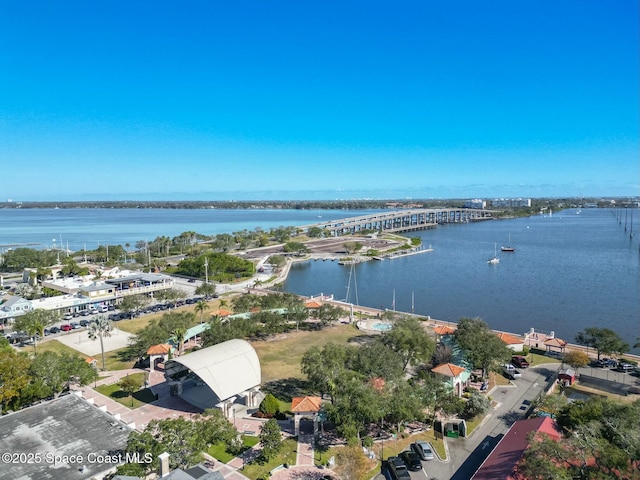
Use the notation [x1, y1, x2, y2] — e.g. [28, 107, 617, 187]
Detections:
[422, 363, 561, 480]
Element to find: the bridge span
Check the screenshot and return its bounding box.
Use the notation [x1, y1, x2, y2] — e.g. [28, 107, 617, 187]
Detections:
[301, 208, 495, 236]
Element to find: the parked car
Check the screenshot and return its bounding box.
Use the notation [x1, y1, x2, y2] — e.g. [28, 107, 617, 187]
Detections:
[70, 322, 80, 329]
[411, 441, 435, 461]
[616, 363, 635, 372]
[400, 450, 422, 471]
[81, 310, 91, 316]
[107, 305, 116, 311]
[63, 313, 74, 321]
[60, 324, 73, 332]
[512, 355, 530, 368]
[595, 358, 618, 368]
[79, 319, 89, 327]
[43, 328, 51, 336]
[49, 326, 60, 334]
[387, 456, 411, 480]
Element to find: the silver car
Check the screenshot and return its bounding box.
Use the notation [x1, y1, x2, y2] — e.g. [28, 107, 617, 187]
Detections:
[411, 441, 435, 461]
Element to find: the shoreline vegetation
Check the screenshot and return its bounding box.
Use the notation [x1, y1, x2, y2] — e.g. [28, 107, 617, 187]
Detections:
[1, 197, 635, 212]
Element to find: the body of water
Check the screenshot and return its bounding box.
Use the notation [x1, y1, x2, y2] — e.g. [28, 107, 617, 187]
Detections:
[1, 206, 637, 352]
[283, 208, 640, 353]
[0, 208, 382, 252]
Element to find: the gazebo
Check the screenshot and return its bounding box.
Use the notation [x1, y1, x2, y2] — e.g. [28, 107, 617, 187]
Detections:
[147, 344, 173, 371]
[432, 363, 471, 397]
[291, 396, 323, 436]
[544, 337, 568, 355]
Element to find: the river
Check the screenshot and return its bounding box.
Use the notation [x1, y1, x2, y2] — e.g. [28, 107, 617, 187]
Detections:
[0, 206, 638, 353]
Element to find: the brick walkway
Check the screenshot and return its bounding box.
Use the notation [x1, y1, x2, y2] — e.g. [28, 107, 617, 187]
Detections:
[74, 371, 334, 479]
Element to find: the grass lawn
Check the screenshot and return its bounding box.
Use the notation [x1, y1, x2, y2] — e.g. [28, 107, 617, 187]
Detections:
[241, 438, 298, 480]
[117, 299, 232, 334]
[94, 372, 156, 409]
[18, 339, 83, 358]
[251, 324, 366, 382]
[208, 435, 260, 463]
[102, 347, 136, 371]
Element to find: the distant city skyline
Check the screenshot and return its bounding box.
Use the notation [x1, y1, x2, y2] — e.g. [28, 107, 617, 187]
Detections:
[1, 1, 638, 201]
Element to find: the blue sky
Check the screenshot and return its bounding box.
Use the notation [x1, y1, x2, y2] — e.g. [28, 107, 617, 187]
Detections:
[1, 1, 638, 201]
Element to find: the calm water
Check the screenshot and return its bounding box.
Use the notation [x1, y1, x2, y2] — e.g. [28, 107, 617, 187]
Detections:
[0, 208, 382, 251]
[283, 208, 640, 353]
[1, 207, 638, 352]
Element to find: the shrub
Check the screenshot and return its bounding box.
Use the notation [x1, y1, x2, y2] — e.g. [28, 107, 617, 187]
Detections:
[259, 393, 280, 417]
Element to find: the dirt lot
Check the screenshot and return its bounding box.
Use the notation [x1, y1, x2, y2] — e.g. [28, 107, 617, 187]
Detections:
[242, 236, 404, 259]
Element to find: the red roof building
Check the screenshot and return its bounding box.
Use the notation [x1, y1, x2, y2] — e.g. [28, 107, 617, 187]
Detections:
[471, 416, 562, 480]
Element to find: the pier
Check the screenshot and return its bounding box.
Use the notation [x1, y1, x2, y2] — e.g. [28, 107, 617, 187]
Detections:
[300, 208, 495, 236]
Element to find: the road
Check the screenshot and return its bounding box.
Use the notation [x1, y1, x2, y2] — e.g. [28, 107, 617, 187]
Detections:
[421, 363, 561, 480]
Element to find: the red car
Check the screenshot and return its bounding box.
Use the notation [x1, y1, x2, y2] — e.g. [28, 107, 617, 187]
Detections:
[60, 324, 73, 332]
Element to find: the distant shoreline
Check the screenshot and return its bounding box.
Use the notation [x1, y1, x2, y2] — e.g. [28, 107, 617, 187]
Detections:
[0, 197, 633, 211]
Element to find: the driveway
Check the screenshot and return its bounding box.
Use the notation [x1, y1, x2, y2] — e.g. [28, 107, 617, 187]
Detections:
[424, 363, 561, 480]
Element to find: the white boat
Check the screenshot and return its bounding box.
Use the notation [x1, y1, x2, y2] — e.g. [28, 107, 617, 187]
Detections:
[488, 243, 500, 264]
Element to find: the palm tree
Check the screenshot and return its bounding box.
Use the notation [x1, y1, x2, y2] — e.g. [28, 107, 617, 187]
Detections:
[194, 299, 210, 324]
[88, 315, 113, 370]
[13, 309, 56, 354]
[172, 327, 187, 355]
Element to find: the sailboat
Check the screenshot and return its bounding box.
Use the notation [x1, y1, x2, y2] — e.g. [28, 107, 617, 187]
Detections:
[488, 243, 500, 264]
[501, 233, 515, 252]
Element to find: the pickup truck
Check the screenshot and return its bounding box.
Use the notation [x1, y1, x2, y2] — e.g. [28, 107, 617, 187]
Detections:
[503, 364, 522, 379]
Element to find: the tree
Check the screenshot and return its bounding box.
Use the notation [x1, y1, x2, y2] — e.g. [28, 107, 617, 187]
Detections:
[258, 393, 280, 417]
[120, 409, 238, 474]
[317, 303, 344, 328]
[562, 350, 590, 369]
[463, 391, 491, 419]
[119, 294, 148, 319]
[120, 375, 143, 406]
[195, 282, 216, 297]
[0, 349, 31, 412]
[29, 351, 95, 399]
[381, 316, 435, 371]
[334, 444, 369, 480]
[88, 315, 113, 370]
[13, 309, 58, 354]
[171, 327, 187, 355]
[575, 327, 629, 359]
[301, 343, 350, 400]
[454, 317, 512, 378]
[259, 418, 282, 461]
[194, 299, 209, 324]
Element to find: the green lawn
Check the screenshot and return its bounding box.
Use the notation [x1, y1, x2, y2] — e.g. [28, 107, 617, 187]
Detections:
[94, 373, 156, 409]
[241, 438, 298, 480]
[251, 324, 366, 382]
[208, 435, 260, 463]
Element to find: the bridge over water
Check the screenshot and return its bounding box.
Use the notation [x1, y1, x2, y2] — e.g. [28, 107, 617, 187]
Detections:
[301, 208, 495, 236]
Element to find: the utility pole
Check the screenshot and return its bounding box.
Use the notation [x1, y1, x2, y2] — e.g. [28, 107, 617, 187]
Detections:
[204, 257, 209, 284]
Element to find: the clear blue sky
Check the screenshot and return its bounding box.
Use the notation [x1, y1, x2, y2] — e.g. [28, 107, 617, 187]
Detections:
[1, 1, 638, 201]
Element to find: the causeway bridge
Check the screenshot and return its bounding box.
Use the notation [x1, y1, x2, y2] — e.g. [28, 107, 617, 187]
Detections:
[301, 208, 495, 236]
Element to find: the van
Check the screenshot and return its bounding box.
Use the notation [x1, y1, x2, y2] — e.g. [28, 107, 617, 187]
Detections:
[100, 305, 109, 313]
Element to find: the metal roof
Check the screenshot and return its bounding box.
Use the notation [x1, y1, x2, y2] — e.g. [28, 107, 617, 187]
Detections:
[164, 339, 261, 402]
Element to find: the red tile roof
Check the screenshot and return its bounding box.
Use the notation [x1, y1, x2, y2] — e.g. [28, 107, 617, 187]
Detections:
[471, 417, 562, 480]
[291, 396, 323, 413]
[433, 325, 456, 335]
[305, 300, 322, 309]
[544, 337, 567, 348]
[147, 343, 172, 355]
[213, 309, 233, 317]
[432, 363, 466, 377]
[496, 332, 524, 345]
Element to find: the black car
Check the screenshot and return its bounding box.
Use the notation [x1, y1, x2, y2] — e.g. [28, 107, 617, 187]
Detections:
[49, 326, 60, 334]
[79, 319, 89, 327]
[400, 450, 422, 471]
[387, 456, 411, 480]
